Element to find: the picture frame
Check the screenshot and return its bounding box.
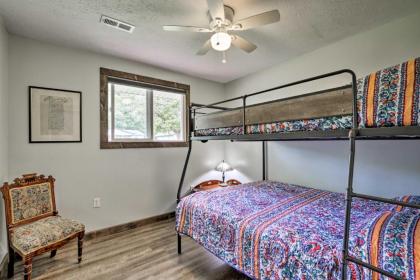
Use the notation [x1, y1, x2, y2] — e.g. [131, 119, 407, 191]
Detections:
[29, 86, 82, 143]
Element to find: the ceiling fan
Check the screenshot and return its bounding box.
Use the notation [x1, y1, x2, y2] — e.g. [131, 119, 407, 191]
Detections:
[162, 0, 280, 63]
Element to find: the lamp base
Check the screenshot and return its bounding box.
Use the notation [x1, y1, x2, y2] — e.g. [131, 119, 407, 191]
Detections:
[219, 182, 228, 187]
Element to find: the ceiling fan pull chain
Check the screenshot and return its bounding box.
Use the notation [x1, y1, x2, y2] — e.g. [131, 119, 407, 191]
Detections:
[222, 52, 227, 64]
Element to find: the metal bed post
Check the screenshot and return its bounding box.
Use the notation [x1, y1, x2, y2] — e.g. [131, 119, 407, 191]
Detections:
[341, 129, 356, 280]
[242, 95, 247, 135]
[341, 70, 358, 280]
[176, 106, 193, 255]
[262, 141, 267, 180]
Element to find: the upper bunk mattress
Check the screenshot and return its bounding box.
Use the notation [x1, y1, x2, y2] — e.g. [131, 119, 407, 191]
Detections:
[195, 57, 420, 137]
[195, 115, 352, 136]
[176, 181, 420, 280]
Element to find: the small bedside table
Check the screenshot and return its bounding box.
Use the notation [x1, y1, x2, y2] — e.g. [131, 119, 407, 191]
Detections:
[192, 179, 242, 192]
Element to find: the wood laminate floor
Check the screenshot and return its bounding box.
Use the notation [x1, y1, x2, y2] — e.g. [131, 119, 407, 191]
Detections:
[9, 218, 249, 280]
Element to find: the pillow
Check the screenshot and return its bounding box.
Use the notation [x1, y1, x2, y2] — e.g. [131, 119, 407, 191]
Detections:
[348, 208, 419, 279]
[357, 57, 420, 128]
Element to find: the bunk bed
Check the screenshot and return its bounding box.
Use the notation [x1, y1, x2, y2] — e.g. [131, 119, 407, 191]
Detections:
[176, 58, 420, 280]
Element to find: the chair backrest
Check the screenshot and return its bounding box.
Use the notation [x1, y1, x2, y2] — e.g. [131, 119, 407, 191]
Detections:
[1, 174, 57, 229]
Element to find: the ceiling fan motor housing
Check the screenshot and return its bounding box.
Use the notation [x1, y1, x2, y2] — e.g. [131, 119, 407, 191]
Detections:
[209, 5, 234, 30]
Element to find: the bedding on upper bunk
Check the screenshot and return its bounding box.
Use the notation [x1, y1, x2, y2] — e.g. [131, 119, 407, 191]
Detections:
[195, 116, 353, 136]
[357, 57, 420, 128]
[194, 57, 420, 137]
[176, 181, 420, 280]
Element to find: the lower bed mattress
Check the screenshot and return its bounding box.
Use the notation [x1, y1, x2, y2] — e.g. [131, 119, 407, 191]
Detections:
[176, 181, 420, 280]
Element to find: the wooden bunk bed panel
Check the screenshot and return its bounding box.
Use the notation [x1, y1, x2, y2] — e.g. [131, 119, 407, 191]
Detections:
[176, 181, 419, 280]
[195, 109, 244, 131]
[194, 85, 353, 131]
[245, 86, 353, 125]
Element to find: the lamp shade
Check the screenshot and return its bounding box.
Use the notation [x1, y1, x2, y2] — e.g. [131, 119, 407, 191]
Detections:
[210, 32, 232, 52]
[215, 160, 233, 172]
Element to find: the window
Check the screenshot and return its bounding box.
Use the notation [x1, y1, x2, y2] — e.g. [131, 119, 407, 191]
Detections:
[100, 68, 190, 148]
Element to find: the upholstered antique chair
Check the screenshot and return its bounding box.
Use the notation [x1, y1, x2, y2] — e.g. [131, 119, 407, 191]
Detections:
[1, 174, 85, 280]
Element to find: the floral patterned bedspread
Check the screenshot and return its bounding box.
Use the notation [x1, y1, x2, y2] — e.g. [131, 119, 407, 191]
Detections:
[176, 181, 420, 280]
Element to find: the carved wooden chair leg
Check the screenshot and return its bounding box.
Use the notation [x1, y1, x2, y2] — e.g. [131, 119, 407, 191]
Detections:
[50, 250, 57, 258]
[77, 231, 84, 263]
[23, 258, 32, 280]
[7, 247, 15, 278]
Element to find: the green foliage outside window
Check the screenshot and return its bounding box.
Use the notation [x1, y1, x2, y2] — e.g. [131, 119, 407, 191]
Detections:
[114, 84, 147, 138]
[154, 91, 182, 139]
[112, 84, 183, 140]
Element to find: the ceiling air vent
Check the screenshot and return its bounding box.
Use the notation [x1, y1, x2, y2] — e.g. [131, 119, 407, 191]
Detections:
[100, 15, 135, 33]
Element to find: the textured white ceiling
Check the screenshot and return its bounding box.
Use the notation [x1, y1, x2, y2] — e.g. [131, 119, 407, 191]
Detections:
[0, 0, 419, 83]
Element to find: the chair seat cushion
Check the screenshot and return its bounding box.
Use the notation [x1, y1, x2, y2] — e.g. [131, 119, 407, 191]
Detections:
[11, 216, 84, 255]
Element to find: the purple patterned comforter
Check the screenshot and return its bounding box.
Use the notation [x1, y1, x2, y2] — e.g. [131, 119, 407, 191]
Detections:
[176, 181, 420, 280]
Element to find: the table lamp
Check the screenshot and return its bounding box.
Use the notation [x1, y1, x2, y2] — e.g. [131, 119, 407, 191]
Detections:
[215, 160, 233, 186]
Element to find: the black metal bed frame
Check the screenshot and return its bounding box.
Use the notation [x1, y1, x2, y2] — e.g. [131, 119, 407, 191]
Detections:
[176, 69, 420, 280]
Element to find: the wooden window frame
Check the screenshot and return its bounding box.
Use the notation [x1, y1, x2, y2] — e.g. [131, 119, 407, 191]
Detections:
[100, 68, 190, 149]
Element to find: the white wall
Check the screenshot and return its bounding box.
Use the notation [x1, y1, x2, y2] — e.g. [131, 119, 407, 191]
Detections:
[225, 11, 420, 197]
[3, 10, 420, 255]
[8, 35, 225, 233]
[0, 16, 8, 262]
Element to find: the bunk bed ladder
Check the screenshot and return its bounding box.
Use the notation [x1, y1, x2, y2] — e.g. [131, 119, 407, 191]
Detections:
[341, 129, 420, 280]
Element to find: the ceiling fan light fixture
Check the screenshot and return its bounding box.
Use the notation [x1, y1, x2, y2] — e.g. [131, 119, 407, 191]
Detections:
[210, 32, 232, 51]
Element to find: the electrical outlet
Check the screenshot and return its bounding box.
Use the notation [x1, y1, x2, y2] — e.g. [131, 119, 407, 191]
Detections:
[93, 197, 101, 208]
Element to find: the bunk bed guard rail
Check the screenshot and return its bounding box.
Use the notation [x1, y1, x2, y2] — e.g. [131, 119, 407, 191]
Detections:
[195, 71, 356, 138]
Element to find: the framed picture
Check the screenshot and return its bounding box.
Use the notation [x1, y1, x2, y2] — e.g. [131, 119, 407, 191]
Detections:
[29, 86, 82, 143]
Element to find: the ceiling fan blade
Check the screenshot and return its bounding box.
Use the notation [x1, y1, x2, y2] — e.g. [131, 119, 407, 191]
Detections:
[232, 10, 280, 30]
[162, 25, 211, 32]
[231, 35, 257, 53]
[207, 0, 225, 21]
[196, 39, 212, 55]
